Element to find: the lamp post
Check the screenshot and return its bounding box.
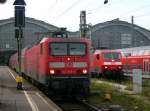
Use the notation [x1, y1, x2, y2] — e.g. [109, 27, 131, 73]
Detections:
[13, 0, 26, 90]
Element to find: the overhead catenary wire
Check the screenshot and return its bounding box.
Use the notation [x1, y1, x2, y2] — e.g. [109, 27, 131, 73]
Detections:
[117, 6, 150, 21]
[48, 0, 150, 31]
[48, 0, 58, 13]
[54, 0, 82, 21]
[85, 0, 150, 19]
[134, 12, 150, 18]
[86, 0, 122, 15]
[102, 2, 150, 24]
[119, 3, 150, 18]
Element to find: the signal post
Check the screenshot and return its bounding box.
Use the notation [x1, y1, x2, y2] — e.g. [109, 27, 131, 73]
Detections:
[13, 0, 26, 90]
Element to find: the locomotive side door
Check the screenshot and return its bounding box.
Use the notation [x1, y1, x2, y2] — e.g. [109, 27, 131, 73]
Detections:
[143, 59, 149, 74]
[36, 44, 42, 81]
[95, 53, 101, 74]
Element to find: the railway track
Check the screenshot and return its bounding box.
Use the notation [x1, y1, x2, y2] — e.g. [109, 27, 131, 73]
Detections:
[54, 98, 104, 111]
[23, 72, 123, 111]
[23, 74, 104, 111]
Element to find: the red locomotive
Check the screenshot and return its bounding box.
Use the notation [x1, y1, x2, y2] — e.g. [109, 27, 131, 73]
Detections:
[9, 31, 91, 97]
[91, 49, 123, 78]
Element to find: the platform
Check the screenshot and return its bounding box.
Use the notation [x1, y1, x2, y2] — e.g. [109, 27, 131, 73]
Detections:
[0, 66, 62, 111]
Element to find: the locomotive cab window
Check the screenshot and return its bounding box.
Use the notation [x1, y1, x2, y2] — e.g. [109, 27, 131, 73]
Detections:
[40, 43, 43, 54]
[50, 42, 86, 56]
[69, 43, 86, 56]
[103, 53, 121, 60]
[50, 43, 67, 56]
[96, 54, 100, 60]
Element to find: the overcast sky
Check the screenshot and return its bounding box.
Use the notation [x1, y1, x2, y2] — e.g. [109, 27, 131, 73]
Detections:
[0, 0, 150, 31]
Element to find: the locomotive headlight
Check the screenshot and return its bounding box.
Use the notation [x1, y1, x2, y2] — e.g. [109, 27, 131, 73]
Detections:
[83, 69, 87, 74]
[104, 66, 108, 69]
[118, 66, 122, 69]
[50, 70, 55, 74]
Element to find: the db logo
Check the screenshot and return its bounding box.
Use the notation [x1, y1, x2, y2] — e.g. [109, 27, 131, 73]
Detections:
[65, 62, 73, 67]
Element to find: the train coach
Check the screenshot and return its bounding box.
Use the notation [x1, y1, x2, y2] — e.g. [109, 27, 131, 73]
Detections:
[90, 49, 123, 79]
[9, 31, 91, 97]
[118, 46, 150, 75]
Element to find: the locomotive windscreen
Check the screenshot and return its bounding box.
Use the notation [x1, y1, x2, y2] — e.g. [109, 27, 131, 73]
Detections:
[50, 42, 86, 56]
[103, 52, 121, 60]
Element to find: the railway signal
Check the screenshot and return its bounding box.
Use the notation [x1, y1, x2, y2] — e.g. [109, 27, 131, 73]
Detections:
[80, 10, 87, 38]
[13, 0, 26, 27]
[13, 0, 26, 90]
[0, 0, 6, 4]
[104, 0, 108, 4]
[14, 6, 25, 27]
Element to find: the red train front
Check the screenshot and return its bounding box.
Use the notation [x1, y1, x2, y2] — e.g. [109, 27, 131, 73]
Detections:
[91, 50, 123, 78]
[19, 36, 91, 97]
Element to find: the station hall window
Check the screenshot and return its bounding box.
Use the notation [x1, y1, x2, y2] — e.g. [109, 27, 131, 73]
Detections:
[121, 34, 132, 45]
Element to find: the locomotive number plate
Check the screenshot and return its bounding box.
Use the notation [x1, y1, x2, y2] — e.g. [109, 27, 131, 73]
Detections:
[65, 62, 73, 67]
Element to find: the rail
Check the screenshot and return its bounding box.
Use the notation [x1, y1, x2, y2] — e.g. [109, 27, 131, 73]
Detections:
[54, 98, 106, 111]
[123, 70, 150, 79]
[79, 99, 103, 111]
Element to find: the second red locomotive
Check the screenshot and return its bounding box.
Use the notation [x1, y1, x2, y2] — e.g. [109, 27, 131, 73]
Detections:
[91, 49, 123, 78]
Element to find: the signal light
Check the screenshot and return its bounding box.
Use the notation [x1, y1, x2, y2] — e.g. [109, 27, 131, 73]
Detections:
[15, 29, 23, 38]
